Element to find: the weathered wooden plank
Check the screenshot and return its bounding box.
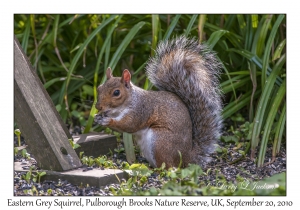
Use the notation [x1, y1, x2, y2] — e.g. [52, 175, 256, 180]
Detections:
[73, 133, 117, 158]
[14, 162, 127, 188]
[14, 36, 82, 171]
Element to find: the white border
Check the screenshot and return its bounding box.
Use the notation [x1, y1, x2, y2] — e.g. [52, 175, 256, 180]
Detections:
[2, 0, 299, 209]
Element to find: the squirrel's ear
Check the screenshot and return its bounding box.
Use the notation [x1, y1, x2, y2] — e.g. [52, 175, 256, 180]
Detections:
[121, 69, 131, 88]
[106, 67, 113, 80]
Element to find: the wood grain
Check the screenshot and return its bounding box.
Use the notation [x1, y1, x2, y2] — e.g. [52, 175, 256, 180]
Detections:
[14, 36, 82, 171]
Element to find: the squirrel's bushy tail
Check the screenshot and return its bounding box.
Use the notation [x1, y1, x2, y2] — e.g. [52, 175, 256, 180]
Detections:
[146, 36, 222, 165]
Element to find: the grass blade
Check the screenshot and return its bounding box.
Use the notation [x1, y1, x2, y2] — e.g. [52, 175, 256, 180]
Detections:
[222, 90, 261, 120]
[221, 76, 251, 94]
[272, 39, 286, 61]
[21, 17, 31, 54]
[223, 15, 236, 30]
[144, 14, 160, 90]
[236, 15, 246, 36]
[257, 79, 286, 167]
[255, 15, 273, 57]
[206, 30, 228, 49]
[83, 16, 123, 134]
[272, 103, 286, 158]
[123, 132, 136, 164]
[151, 15, 160, 56]
[250, 54, 285, 160]
[244, 15, 254, 51]
[163, 14, 181, 40]
[198, 14, 206, 42]
[248, 15, 267, 117]
[228, 48, 283, 86]
[44, 77, 66, 89]
[106, 21, 146, 79]
[261, 15, 285, 88]
[60, 15, 118, 104]
[86, 20, 145, 133]
[185, 14, 198, 36]
[205, 22, 243, 49]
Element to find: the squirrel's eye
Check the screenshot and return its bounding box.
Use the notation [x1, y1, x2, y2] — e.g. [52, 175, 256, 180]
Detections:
[113, 90, 120, 96]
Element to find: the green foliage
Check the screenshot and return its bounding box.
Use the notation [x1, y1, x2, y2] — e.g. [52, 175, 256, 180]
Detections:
[114, 147, 125, 154]
[21, 166, 46, 185]
[81, 156, 95, 167]
[80, 154, 116, 168]
[14, 14, 285, 167]
[14, 147, 19, 156]
[22, 169, 32, 184]
[122, 132, 136, 164]
[69, 139, 81, 150]
[110, 157, 286, 196]
[95, 155, 115, 168]
[32, 171, 46, 183]
[21, 149, 30, 160]
[14, 129, 21, 147]
[17, 132, 285, 196]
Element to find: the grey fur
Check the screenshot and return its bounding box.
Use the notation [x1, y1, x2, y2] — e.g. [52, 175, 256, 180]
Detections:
[146, 36, 223, 164]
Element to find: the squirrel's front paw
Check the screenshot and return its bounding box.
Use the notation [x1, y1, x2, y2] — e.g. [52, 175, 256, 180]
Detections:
[94, 114, 111, 126]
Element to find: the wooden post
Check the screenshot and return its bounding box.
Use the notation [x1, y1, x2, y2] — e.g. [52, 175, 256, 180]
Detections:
[14, 36, 82, 171]
[73, 133, 117, 158]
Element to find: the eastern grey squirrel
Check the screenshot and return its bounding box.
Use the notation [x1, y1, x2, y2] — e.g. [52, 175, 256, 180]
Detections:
[94, 36, 222, 168]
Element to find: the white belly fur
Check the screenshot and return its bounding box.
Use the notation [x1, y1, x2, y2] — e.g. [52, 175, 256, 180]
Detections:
[134, 128, 156, 167]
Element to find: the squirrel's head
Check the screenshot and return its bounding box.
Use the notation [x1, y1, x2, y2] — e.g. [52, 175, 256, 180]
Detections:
[96, 68, 132, 115]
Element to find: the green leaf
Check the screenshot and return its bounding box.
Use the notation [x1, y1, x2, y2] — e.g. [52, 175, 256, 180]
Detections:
[255, 15, 273, 57]
[185, 14, 198, 36]
[231, 113, 245, 122]
[272, 39, 286, 61]
[73, 143, 81, 150]
[39, 171, 47, 177]
[25, 171, 31, 180]
[21, 149, 27, 158]
[206, 30, 228, 49]
[122, 133, 136, 164]
[106, 21, 146, 81]
[129, 163, 141, 170]
[163, 15, 181, 40]
[273, 103, 286, 156]
[44, 77, 66, 89]
[261, 15, 285, 88]
[61, 15, 118, 104]
[53, 15, 60, 47]
[14, 147, 19, 155]
[82, 85, 94, 96]
[221, 136, 239, 144]
[198, 14, 206, 43]
[84, 17, 123, 134]
[21, 18, 31, 54]
[237, 14, 246, 35]
[70, 44, 82, 53]
[151, 15, 160, 56]
[55, 104, 61, 112]
[14, 129, 21, 136]
[205, 22, 243, 49]
[216, 146, 223, 153]
[228, 48, 283, 86]
[221, 75, 251, 94]
[257, 79, 286, 167]
[251, 54, 285, 160]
